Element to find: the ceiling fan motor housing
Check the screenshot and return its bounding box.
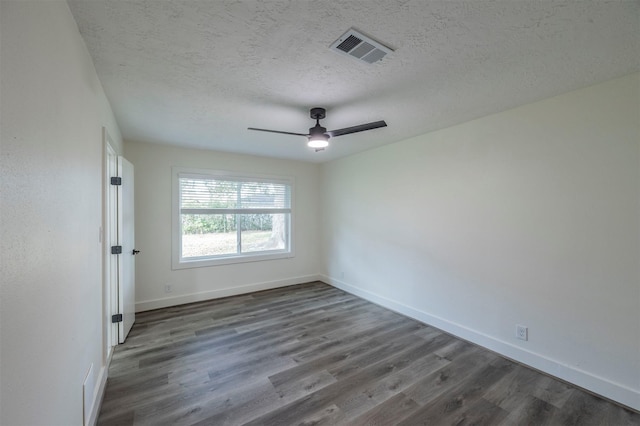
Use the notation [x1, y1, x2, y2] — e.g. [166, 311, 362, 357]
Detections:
[309, 125, 327, 137]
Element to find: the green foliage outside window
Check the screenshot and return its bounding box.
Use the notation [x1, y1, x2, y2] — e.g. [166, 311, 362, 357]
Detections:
[182, 213, 274, 234]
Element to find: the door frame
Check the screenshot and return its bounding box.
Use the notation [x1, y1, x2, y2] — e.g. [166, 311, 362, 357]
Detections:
[103, 128, 119, 360]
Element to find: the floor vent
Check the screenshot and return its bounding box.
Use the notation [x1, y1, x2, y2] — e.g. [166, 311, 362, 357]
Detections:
[330, 28, 393, 64]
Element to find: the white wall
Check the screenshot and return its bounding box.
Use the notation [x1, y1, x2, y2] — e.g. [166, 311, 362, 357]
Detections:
[0, 1, 123, 424]
[124, 141, 321, 311]
[320, 73, 640, 410]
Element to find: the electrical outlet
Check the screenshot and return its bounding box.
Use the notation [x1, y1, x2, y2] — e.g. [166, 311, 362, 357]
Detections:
[516, 324, 528, 341]
[165, 284, 172, 293]
[340, 271, 345, 280]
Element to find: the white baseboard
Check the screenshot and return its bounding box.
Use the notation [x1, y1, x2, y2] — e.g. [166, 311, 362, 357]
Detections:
[136, 275, 322, 312]
[86, 350, 111, 426]
[321, 274, 640, 412]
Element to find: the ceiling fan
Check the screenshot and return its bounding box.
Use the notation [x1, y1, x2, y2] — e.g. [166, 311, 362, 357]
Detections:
[248, 107, 387, 151]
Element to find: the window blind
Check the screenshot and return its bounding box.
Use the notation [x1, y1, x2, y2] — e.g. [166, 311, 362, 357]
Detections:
[179, 175, 291, 214]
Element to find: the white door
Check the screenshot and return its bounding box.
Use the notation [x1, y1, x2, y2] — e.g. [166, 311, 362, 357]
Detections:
[105, 140, 119, 351]
[118, 156, 136, 343]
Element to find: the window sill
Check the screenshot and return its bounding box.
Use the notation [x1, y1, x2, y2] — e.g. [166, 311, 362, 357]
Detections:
[171, 251, 294, 270]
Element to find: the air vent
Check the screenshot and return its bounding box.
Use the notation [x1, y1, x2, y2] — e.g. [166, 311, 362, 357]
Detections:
[330, 28, 393, 64]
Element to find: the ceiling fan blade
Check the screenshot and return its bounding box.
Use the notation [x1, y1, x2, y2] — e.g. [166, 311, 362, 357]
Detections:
[328, 120, 387, 138]
[247, 127, 309, 137]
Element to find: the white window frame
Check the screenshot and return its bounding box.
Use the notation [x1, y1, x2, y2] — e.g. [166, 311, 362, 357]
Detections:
[172, 167, 294, 269]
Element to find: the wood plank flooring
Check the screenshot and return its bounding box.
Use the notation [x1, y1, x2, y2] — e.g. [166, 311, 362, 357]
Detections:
[98, 282, 639, 425]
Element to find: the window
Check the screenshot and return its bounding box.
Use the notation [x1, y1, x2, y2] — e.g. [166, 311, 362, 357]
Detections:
[172, 168, 293, 268]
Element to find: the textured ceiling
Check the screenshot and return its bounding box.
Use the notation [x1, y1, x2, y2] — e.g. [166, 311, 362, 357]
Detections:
[67, 0, 640, 163]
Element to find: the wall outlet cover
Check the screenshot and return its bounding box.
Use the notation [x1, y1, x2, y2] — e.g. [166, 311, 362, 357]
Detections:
[516, 324, 528, 341]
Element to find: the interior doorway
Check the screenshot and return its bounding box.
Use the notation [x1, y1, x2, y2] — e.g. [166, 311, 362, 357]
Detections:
[103, 128, 136, 361]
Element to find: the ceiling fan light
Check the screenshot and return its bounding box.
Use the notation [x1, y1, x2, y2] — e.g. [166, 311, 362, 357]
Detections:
[307, 135, 329, 149]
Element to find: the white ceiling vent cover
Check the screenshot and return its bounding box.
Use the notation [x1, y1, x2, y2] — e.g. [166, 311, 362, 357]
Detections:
[330, 28, 393, 64]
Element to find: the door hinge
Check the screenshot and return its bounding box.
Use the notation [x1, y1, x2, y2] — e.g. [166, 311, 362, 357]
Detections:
[110, 177, 122, 186]
[111, 313, 123, 323]
[111, 245, 122, 254]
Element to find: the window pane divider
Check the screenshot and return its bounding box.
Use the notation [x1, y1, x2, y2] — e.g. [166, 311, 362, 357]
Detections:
[236, 189, 241, 253]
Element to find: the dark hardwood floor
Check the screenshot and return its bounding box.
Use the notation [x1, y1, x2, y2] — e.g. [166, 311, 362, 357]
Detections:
[98, 281, 639, 425]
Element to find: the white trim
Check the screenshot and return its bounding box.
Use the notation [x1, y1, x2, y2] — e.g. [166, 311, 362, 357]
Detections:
[176, 250, 294, 269]
[136, 274, 321, 312]
[321, 274, 640, 412]
[85, 351, 111, 426]
[102, 129, 119, 353]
